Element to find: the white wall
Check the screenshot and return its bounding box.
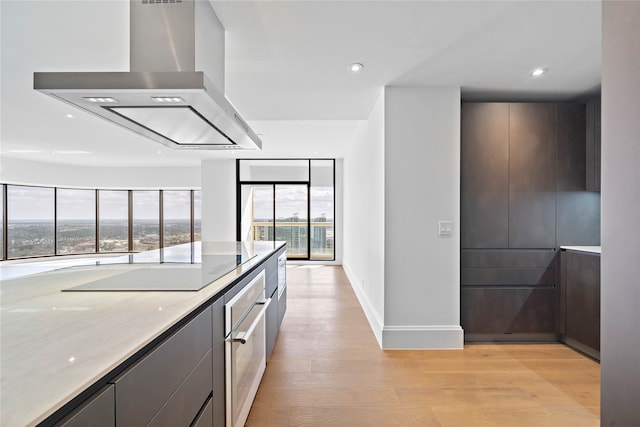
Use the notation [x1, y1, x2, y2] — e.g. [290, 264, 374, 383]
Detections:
[382, 86, 463, 349]
[601, 2, 640, 424]
[239, 186, 254, 242]
[343, 87, 463, 349]
[201, 159, 236, 241]
[343, 91, 386, 344]
[0, 157, 200, 189]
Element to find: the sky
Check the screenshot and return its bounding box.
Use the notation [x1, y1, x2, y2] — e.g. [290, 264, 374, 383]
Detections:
[250, 185, 334, 220]
[4, 186, 198, 221]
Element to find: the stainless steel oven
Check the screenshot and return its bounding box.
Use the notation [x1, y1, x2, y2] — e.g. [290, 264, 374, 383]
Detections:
[224, 271, 270, 427]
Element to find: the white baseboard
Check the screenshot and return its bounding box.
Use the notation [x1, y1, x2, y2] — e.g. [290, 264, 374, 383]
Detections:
[342, 261, 464, 350]
[382, 325, 464, 349]
[342, 260, 383, 347]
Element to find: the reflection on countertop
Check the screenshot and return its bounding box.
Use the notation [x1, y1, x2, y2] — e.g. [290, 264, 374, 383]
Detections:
[560, 245, 601, 254]
[1, 241, 265, 286]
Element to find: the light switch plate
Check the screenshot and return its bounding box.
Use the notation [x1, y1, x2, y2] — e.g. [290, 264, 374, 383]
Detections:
[438, 221, 454, 236]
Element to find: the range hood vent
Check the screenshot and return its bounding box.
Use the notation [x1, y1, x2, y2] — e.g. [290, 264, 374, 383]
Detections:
[34, 0, 261, 151]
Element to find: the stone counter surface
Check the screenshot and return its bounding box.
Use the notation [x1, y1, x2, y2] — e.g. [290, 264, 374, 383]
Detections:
[0, 241, 284, 427]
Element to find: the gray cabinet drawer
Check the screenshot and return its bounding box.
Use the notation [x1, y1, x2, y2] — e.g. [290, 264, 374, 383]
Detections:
[460, 249, 556, 287]
[461, 249, 555, 268]
[462, 287, 555, 335]
[192, 396, 213, 427]
[191, 397, 215, 427]
[114, 306, 212, 426]
[461, 267, 554, 286]
[147, 349, 213, 427]
[265, 253, 278, 296]
[266, 287, 278, 360]
[277, 286, 287, 331]
[58, 385, 114, 427]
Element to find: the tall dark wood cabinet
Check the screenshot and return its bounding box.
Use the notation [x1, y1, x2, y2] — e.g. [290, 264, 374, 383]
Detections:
[461, 102, 598, 341]
[461, 103, 509, 248]
[508, 103, 557, 249]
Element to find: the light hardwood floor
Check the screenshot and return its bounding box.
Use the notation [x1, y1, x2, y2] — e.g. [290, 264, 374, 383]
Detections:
[247, 265, 600, 426]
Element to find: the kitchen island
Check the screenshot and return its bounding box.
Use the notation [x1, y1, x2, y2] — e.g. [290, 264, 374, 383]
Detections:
[0, 241, 286, 427]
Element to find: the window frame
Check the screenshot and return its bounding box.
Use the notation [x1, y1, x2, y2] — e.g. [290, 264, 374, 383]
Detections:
[236, 158, 336, 261]
[0, 184, 201, 261]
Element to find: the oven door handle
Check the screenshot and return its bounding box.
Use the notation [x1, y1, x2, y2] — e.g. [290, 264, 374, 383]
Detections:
[227, 298, 272, 344]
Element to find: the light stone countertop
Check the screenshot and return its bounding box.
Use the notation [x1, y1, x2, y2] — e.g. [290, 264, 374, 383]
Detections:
[560, 245, 602, 254]
[0, 241, 284, 427]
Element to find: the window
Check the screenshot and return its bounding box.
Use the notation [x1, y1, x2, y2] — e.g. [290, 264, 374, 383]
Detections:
[275, 184, 308, 259]
[237, 159, 336, 261]
[98, 190, 129, 252]
[0, 184, 201, 261]
[163, 191, 191, 247]
[6, 185, 55, 258]
[193, 190, 202, 242]
[310, 160, 335, 260]
[240, 185, 274, 242]
[132, 191, 160, 252]
[0, 185, 4, 260]
[57, 189, 96, 254]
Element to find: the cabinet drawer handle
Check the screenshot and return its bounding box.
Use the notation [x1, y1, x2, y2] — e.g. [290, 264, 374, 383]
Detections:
[228, 299, 271, 344]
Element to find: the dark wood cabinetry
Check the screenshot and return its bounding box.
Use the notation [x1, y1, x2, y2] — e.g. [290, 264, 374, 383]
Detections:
[586, 96, 601, 192]
[462, 288, 556, 338]
[461, 249, 556, 341]
[461, 103, 510, 248]
[557, 104, 587, 191]
[555, 103, 601, 247]
[560, 250, 600, 359]
[461, 102, 600, 341]
[508, 103, 557, 249]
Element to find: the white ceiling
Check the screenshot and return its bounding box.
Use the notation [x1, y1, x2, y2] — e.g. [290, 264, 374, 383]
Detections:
[0, 0, 601, 167]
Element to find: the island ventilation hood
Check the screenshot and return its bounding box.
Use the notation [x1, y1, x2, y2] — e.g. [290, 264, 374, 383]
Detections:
[34, 0, 261, 151]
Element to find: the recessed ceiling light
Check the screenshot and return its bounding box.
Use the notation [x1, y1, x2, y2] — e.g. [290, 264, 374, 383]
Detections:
[349, 63, 364, 73]
[84, 97, 118, 103]
[151, 97, 185, 103]
[530, 67, 548, 77]
[66, 114, 74, 118]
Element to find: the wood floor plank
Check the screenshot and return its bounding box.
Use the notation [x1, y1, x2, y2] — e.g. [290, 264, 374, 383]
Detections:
[288, 406, 441, 427]
[248, 266, 600, 426]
